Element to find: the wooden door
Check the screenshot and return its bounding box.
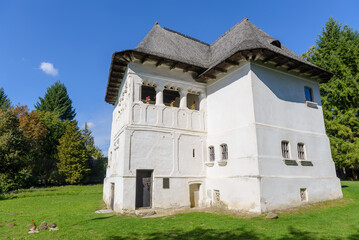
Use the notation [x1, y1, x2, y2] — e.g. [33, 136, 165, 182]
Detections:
[190, 184, 200, 208]
[136, 170, 153, 208]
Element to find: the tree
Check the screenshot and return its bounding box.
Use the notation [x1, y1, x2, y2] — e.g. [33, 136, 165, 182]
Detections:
[0, 87, 11, 110]
[82, 123, 106, 183]
[0, 110, 30, 192]
[36, 110, 68, 185]
[304, 17, 359, 178]
[57, 122, 90, 184]
[35, 81, 76, 121]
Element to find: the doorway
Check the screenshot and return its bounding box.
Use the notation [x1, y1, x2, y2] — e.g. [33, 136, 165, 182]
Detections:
[136, 170, 153, 208]
[110, 183, 115, 210]
[189, 184, 201, 208]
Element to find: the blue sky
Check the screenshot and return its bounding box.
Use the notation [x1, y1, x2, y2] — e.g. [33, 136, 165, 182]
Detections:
[1, 0, 358, 155]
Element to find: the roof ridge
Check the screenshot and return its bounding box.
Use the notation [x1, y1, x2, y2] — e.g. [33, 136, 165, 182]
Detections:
[162, 27, 210, 46]
[211, 17, 249, 46]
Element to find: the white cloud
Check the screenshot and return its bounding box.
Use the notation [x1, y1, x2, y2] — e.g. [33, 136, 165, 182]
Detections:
[83, 122, 96, 129]
[39, 62, 58, 76]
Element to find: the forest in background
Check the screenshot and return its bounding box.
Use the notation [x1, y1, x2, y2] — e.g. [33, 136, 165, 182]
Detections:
[1, 17, 359, 193]
[0, 81, 107, 193]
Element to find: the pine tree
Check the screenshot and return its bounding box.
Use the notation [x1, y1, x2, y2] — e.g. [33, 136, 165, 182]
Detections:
[0, 87, 11, 110]
[57, 122, 90, 184]
[35, 81, 76, 121]
[304, 17, 359, 178]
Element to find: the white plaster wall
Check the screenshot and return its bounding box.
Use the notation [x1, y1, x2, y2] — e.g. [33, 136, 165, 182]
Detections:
[152, 177, 206, 209]
[250, 63, 342, 211]
[178, 135, 205, 175]
[206, 177, 261, 212]
[251, 63, 325, 133]
[130, 130, 174, 175]
[260, 177, 342, 212]
[206, 63, 259, 176]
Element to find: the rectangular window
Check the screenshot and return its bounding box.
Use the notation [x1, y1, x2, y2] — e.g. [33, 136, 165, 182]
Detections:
[304, 87, 313, 102]
[209, 146, 215, 162]
[297, 143, 305, 160]
[163, 178, 170, 189]
[220, 144, 228, 160]
[281, 141, 290, 158]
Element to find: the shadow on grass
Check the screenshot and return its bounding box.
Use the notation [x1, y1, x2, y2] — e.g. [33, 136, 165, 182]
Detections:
[342, 185, 349, 188]
[91, 215, 115, 221]
[106, 226, 359, 240]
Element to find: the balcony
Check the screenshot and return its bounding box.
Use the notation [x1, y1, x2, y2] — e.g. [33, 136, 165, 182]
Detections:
[131, 102, 206, 132]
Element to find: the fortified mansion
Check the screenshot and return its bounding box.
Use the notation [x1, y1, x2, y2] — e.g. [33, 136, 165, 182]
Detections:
[103, 18, 342, 213]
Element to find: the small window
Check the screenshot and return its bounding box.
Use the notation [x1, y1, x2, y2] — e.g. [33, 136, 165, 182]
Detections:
[193, 148, 195, 158]
[220, 144, 228, 160]
[187, 93, 199, 110]
[163, 89, 180, 107]
[163, 178, 170, 189]
[141, 85, 156, 104]
[300, 188, 307, 201]
[270, 40, 281, 48]
[297, 143, 305, 160]
[209, 146, 215, 162]
[213, 190, 220, 206]
[304, 87, 313, 102]
[281, 141, 290, 158]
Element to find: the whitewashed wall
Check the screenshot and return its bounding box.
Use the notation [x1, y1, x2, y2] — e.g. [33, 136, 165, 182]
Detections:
[251, 63, 342, 211]
[104, 61, 342, 213]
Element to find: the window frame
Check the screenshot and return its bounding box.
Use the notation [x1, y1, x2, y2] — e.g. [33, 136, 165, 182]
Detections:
[281, 141, 290, 159]
[209, 146, 215, 162]
[297, 143, 306, 160]
[304, 86, 313, 102]
[220, 143, 228, 160]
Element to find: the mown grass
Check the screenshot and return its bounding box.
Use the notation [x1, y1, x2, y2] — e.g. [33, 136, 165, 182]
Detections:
[0, 182, 358, 239]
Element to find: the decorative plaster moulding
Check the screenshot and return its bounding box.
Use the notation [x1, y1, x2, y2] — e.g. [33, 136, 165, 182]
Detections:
[306, 101, 318, 108]
[218, 160, 228, 166]
[282, 158, 298, 166]
[205, 162, 214, 167]
[299, 160, 313, 166]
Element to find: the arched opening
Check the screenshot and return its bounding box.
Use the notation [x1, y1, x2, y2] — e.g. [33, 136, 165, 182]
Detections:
[141, 85, 156, 104]
[163, 89, 180, 107]
[187, 93, 199, 110]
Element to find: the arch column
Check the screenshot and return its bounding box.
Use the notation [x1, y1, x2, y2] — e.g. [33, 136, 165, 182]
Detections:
[155, 84, 164, 106]
[180, 90, 187, 109]
[199, 92, 206, 111]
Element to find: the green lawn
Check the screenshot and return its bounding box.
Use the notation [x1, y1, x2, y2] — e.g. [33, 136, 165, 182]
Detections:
[0, 182, 358, 240]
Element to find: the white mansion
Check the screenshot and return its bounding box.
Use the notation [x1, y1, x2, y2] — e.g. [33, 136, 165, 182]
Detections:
[103, 18, 342, 213]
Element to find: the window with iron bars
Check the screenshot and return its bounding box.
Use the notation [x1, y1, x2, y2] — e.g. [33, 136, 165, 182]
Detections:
[281, 141, 290, 158]
[209, 146, 215, 162]
[220, 144, 228, 160]
[297, 143, 305, 160]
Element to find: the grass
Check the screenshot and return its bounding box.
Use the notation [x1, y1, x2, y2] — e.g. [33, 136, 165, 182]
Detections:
[0, 182, 358, 239]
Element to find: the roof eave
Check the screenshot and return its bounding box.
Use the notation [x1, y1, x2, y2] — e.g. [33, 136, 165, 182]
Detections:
[104, 50, 207, 105]
[196, 48, 333, 83]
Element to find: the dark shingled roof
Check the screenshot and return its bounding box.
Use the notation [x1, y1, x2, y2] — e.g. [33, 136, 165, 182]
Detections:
[135, 22, 210, 68]
[105, 18, 332, 104]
